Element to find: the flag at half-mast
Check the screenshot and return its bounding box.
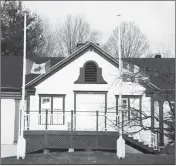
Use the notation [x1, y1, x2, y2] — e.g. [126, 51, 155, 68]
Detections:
[26, 59, 51, 75]
[122, 60, 150, 83]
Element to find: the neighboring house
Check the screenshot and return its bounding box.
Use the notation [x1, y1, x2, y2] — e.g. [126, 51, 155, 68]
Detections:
[1, 42, 175, 157]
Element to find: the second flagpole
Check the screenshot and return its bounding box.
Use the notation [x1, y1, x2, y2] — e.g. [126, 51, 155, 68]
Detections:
[116, 14, 125, 159]
[17, 14, 27, 160]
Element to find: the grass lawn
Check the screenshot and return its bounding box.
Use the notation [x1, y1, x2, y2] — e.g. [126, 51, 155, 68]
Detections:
[1, 150, 175, 165]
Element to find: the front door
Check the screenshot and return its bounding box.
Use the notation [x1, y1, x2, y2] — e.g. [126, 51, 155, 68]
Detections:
[75, 93, 105, 131]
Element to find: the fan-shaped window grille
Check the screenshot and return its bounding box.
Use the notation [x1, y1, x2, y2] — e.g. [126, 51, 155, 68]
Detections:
[85, 62, 97, 82]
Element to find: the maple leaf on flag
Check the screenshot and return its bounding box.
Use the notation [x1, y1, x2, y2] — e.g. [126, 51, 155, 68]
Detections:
[34, 65, 42, 72]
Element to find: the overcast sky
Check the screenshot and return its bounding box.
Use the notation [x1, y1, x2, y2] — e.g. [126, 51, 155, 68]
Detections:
[24, 1, 175, 57]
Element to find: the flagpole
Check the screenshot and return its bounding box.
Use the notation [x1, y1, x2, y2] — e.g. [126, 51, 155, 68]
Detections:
[17, 14, 27, 160]
[21, 13, 27, 137]
[117, 14, 125, 159]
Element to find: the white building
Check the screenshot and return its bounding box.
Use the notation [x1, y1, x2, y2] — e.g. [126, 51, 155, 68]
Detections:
[1, 42, 175, 157]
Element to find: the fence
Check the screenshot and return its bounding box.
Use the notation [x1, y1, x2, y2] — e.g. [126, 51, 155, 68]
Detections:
[24, 110, 120, 131]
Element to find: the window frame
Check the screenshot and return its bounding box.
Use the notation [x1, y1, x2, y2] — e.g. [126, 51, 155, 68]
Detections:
[39, 94, 66, 113]
[39, 94, 66, 125]
[115, 95, 142, 125]
[121, 98, 128, 110]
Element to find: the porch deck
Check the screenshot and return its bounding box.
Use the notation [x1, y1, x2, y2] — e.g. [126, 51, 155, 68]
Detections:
[24, 130, 119, 153]
[24, 130, 158, 154]
[23, 110, 158, 154]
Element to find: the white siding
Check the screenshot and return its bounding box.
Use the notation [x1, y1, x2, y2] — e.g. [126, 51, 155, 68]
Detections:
[29, 50, 152, 144]
[1, 99, 15, 144]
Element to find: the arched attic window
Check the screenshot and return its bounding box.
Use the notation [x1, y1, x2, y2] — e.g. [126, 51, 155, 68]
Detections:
[85, 62, 97, 82]
[74, 61, 107, 84]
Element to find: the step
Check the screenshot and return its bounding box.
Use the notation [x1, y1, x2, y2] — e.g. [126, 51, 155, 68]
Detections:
[123, 134, 159, 154]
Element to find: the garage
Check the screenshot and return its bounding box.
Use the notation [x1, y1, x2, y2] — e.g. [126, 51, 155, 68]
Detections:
[1, 99, 15, 144]
[75, 92, 106, 131]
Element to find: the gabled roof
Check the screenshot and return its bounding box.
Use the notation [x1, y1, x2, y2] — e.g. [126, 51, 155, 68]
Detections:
[1, 56, 64, 90]
[26, 41, 119, 88]
[1, 41, 175, 93]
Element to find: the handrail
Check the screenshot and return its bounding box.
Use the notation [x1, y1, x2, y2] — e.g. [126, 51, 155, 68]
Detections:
[151, 132, 158, 150]
[25, 110, 118, 113]
[24, 110, 120, 131]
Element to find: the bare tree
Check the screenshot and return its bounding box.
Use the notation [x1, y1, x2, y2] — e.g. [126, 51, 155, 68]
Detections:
[35, 19, 65, 57]
[38, 15, 101, 57]
[59, 15, 101, 56]
[103, 22, 149, 58]
[105, 60, 175, 147]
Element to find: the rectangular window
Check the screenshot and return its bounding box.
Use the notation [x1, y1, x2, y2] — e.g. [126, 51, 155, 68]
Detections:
[53, 97, 63, 112]
[116, 95, 142, 127]
[39, 95, 65, 125]
[122, 98, 128, 110]
[41, 97, 51, 111]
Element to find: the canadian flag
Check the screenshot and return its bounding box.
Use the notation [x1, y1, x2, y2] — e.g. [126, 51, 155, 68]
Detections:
[26, 59, 51, 75]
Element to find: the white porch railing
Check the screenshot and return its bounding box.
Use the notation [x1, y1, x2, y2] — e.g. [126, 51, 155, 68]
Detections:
[24, 110, 119, 131]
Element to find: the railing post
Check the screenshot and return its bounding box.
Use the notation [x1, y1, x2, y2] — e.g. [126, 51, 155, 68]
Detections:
[63, 112, 65, 125]
[157, 128, 160, 151]
[27, 112, 29, 130]
[19, 110, 22, 136]
[45, 109, 48, 130]
[24, 113, 26, 131]
[105, 113, 107, 131]
[71, 110, 73, 131]
[74, 110, 76, 130]
[96, 110, 98, 131]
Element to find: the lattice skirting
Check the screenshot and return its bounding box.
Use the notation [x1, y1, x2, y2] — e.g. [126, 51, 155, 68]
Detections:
[24, 131, 119, 153]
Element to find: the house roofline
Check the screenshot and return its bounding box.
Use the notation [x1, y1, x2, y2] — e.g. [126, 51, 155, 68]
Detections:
[26, 41, 120, 88]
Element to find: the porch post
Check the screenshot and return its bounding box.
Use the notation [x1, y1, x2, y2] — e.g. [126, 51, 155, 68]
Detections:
[151, 97, 155, 132]
[71, 110, 73, 131]
[74, 92, 76, 130]
[96, 110, 99, 131]
[128, 98, 130, 126]
[63, 96, 65, 125]
[26, 95, 30, 130]
[159, 100, 164, 146]
[45, 109, 48, 130]
[116, 96, 118, 126]
[26, 95, 30, 114]
[139, 97, 142, 125]
[105, 93, 107, 131]
[14, 99, 20, 144]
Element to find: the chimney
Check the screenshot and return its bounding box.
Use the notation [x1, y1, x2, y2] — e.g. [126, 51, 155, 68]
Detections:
[77, 42, 99, 49]
[77, 43, 86, 49]
[155, 54, 161, 58]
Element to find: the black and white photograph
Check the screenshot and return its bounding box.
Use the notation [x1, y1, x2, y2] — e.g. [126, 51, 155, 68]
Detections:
[1, 0, 175, 165]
